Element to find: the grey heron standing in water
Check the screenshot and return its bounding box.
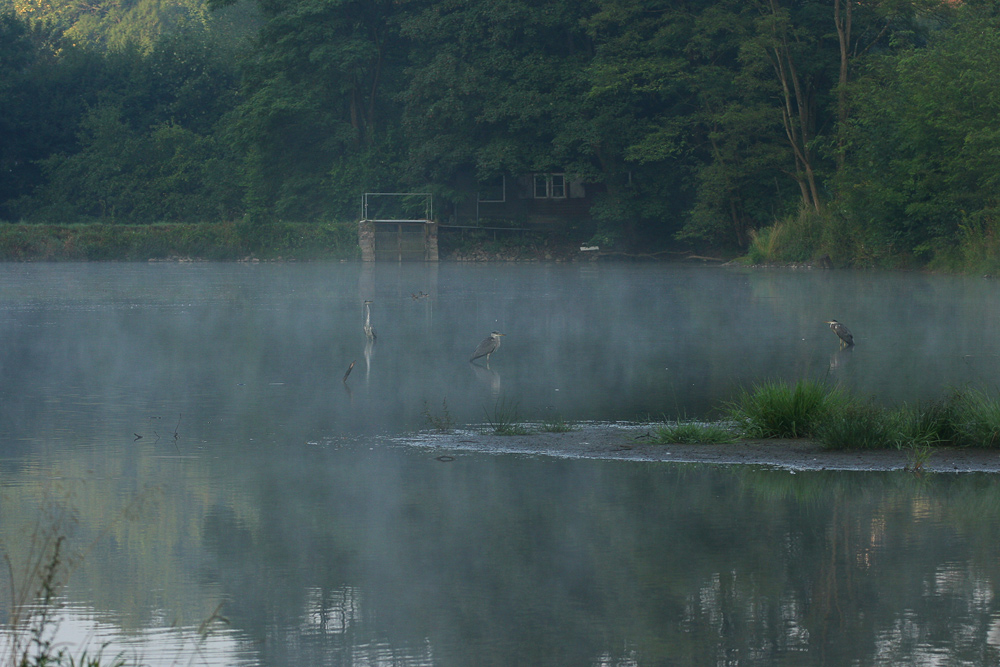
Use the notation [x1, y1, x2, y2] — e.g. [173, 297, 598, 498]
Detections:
[826, 320, 854, 347]
[470, 331, 504, 366]
[363, 300, 376, 341]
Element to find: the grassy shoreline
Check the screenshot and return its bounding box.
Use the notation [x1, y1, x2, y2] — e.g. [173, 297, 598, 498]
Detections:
[0, 221, 360, 261]
[466, 380, 1000, 455]
[653, 380, 1000, 456]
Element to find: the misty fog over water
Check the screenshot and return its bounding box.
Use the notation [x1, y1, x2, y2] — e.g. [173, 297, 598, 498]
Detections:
[2, 261, 999, 441]
[3, 262, 1000, 666]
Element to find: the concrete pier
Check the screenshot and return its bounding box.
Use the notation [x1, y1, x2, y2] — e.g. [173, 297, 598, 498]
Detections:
[359, 219, 438, 261]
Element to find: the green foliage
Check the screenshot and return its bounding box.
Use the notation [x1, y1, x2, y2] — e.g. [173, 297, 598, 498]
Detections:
[0, 221, 357, 260]
[726, 379, 843, 439]
[944, 387, 1000, 448]
[814, 388, 1000, 451]
[422, 399, 455, 432]
[718, 384, 1000, 450]
[0, 0, 995, 265]
[743, 206, 879, 267]
[839, 6, 1000, 267]
[895, 401, 956, 448]
[926, 214, 1000, 275]
[26, 105, 243, 223]
[652, 421, 735, 445]
[10, 0, 257, 53]
[813, 400, 911, 450]
[538, 418, 575, 433]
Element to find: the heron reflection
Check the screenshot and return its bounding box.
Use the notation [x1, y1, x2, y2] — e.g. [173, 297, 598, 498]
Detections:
[829, 345, 853, 371]
[469, 361, 502, 398]
[470, 331, 504, 368]
[363, 300, 376, 341]
[364, 336, 374, 379]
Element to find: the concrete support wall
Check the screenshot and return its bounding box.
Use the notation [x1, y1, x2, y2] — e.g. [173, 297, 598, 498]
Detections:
[358, 219, 375, 261]
[360, 219, 438, 261]
[425, 221, 439, 261]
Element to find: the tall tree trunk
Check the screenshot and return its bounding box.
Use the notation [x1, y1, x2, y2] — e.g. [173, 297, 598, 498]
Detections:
[834, 0, 852, 171]
[765, 0, 821, 212]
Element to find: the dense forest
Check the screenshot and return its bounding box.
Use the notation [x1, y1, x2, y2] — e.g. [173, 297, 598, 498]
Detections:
[1, 0, 998, 267]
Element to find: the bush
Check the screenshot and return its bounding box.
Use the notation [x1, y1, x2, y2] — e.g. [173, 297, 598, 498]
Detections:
[652, 421, 735, 444]
[945, 387, 1000, 448]
[0, 221, 359, 261]
[814, 400, 909, 450]
[726, 379, 842, 439]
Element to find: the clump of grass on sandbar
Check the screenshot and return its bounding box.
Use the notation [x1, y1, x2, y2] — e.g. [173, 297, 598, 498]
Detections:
[652, 421, 736, 444]
[538, 418, 576, 433]
[725, 379, 843, 439]
[483, 397, 532, 436]
[813, 399, 911, 450]
[666, 381, 1000, 452]
[944, 387, 1000, 447]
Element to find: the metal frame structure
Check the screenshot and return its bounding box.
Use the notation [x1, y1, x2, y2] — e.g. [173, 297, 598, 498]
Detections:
[361, 192, 433, 223]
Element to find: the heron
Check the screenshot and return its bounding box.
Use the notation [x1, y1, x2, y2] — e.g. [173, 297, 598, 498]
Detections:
[470, 331, 504, 366]
[363, 300, 376, 341]
[826, 320, 854, 347]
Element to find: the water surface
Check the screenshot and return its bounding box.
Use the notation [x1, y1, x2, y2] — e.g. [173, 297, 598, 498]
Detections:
[2, 262, 1000, 666]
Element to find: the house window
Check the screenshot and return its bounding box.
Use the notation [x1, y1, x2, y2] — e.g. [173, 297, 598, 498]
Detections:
[478, 175, 506, 202]
[550, 174, 565, 198]
[533, 173, 568, 199]
[534, 175, 549, 198]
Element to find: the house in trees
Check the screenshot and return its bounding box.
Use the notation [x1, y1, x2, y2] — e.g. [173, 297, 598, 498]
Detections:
[446, 172, 603, 229]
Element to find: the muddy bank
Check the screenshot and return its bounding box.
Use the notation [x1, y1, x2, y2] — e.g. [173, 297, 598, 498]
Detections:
[401, 423, 1000, 473]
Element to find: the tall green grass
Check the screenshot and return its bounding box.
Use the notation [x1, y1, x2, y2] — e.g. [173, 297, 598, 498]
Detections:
[813, 400, 910, 450]
[718, 381, 1000, 449]
[483, 397, 532, 435]
[726, 379, 842, 438]
[946, 387, 1000, 447]
[652, 421, 736, 444]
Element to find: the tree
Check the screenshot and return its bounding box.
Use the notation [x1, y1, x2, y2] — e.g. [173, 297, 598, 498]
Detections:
[398, 0, 597, 185]
[212, 0, 412, 221]
[840, 4, 1000, 258]
[0, 9, 36, 218]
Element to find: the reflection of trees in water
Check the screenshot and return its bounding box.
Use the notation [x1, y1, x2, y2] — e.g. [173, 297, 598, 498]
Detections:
[731, 470, 1000, 665]
[197, 453, 1000, 666]
[6, 438, 1000, 665]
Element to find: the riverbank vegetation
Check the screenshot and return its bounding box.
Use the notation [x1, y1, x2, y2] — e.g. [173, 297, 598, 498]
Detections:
[652, 380, 1000, 452]
[0, 221, 358, 260]
[2, 0, 999, 268]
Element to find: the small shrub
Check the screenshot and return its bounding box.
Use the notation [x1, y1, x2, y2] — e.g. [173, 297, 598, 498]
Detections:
[906, 443, 934, 473]
[814, 400, 907, 450]
[483, 397, 531, 435]
[897, 401, 956, 447]
[539, 418, 575, 433]
[422, 399, 454, 432]
[931, 214, 1000, 275]
[726, 379, 841, 439]
[652, 421, 735, 445]
[945, 387, 1000, 447]
[745, 223, 786, 264]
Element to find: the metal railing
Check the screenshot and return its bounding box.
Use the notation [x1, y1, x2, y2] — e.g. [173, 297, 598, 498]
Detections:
[361, 192, 433, 223]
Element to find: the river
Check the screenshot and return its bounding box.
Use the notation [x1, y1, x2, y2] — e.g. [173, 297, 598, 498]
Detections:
[1, 261, 999, 666]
